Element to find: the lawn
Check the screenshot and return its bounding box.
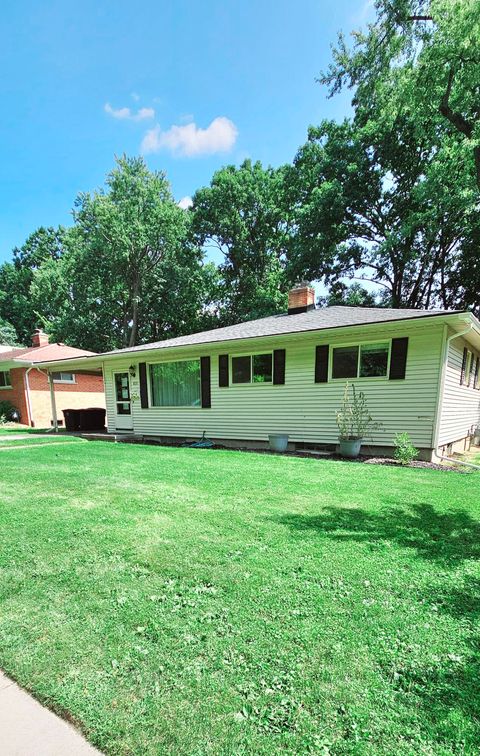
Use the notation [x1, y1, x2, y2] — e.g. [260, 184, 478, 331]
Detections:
[0, 443, 479, 755]
[0, 424, 52, 435]
[0, 436, 85, 448]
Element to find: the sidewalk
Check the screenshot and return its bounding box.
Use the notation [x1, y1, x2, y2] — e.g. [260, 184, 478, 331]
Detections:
[0, 672, 101, 755]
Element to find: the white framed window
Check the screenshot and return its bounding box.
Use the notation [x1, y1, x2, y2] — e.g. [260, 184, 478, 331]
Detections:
[0, 370, 11, 388]
[149, 359, 201, 407]
[331, 341, 390, 380]
[231, 353, 273, 384]
[52, 372, 76, 384]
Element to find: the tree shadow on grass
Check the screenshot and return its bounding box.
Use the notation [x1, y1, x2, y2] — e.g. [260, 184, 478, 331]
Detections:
[274, 499, 480, 566]
[274, 501, 480, 747]
[388, 577, 480, 750]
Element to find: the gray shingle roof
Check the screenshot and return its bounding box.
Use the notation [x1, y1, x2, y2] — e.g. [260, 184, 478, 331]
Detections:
[101, 305, 461, 356]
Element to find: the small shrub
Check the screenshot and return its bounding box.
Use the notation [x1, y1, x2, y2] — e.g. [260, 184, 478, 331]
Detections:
[335, 382, 380, 440]
[394, 432, 419, 465]
[0, 400, 20, 423]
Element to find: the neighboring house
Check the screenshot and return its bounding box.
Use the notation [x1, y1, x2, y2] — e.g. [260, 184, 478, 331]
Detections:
[0, 329, 105, 427]
[40, 285, 480, 460]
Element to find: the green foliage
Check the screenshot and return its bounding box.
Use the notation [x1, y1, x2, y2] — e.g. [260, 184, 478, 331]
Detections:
[25, 157, 218, 352]
[0, 227, 67, 344]
[0, 317, 20, 346]
[312, 0, 480, 312]
[0, 442, 478, 753]
[2, 2, 479, 345]
[335, 382, 379, 439]
[287, 111, 474, 308]
[192, 160, 291, 324]
[394, 432, 420, 465]
[0, 400, 20, 423]
[319, 281, 378, 307]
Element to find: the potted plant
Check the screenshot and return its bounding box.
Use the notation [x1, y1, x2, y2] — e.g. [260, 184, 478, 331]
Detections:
[335, 382, 379, 458]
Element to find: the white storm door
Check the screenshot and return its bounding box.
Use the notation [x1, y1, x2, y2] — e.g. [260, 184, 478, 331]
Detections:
[113, 372, 133, 430]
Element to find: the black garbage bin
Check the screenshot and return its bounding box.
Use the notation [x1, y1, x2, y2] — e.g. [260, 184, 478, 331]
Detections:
[62, 408, 82, 431]
[78, 407, 106, 431]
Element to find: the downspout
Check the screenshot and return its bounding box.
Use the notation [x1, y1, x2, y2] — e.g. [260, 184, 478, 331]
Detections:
[437, 454, 480, 470]
[23, 367, 34, 427]
[432, 321, 473, 456]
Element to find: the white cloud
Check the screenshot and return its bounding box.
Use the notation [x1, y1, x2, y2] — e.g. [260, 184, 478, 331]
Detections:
[104, 103, 155, 122]
[131, 92, 140, 101]
[178, 196, 193, 210]
[141, 116, 238, 157]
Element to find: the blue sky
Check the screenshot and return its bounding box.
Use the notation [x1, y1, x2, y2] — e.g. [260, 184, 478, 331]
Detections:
[0, 0, 372, 263]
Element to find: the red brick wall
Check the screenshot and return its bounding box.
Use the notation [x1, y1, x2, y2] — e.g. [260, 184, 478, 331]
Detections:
[0, 368, 30, 424]
[27, 370, 104, 393]
[0, 367, 105, 427]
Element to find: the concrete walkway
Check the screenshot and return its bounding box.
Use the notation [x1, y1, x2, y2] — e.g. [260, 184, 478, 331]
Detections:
[0, 672, 101, 755]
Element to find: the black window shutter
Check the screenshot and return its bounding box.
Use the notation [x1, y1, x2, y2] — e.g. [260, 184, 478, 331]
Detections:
[273, 349, 286, 385]
[200, 356, 211, 408]
[475, 356, 480, 390]
[315, 345, 329, 383]
[389, 337, 409, 380]
[139, 362, 149, 408]
[460, 347, 468, 385]
[218, 354, 229, 387]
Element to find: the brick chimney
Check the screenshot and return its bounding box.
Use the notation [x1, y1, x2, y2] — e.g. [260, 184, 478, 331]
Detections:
[31, 328, 49, 348]
[287, 283, 315, 315]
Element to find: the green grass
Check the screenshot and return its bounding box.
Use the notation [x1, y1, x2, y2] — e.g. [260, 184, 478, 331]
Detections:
[0, 436, 85, 448]
[0, 424, 55, 435]
[0, 443, 479, 755]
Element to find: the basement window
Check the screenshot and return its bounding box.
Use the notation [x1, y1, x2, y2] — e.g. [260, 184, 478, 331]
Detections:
[231, 353, 273, 384]
[0, 370, 11, 388]
[52, 372, 75, 383]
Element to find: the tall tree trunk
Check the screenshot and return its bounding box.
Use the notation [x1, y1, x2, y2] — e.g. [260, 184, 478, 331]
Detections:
[129, 272, 141, 347]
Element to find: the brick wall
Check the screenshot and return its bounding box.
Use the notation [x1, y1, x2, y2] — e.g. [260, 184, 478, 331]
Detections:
[28, 371, 104, 393]
[0, 367, 105, 427]
[0, 368, 30, 424]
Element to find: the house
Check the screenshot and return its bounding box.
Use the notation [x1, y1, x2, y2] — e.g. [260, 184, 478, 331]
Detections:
[0, 329, 105, 428]
[38, 285, 480, 460]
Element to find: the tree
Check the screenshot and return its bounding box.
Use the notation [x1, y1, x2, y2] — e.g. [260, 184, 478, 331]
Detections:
[30, 157, 216, 352]
[72, 155, 206, 348]
[287, 117, 470, 308]
[0, 226, 66, 344]
[0, 318, 20, 346]
[319, 282, 378, 308]
[321, 0, 480, 190]
[191, 160, 292, 324]
[285, 0, 479, 310]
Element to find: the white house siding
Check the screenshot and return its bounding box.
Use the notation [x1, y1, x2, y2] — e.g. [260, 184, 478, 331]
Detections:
[103, 321, 445, 451]
[105, 323, 443, 449]
[437, 334, 480, 449]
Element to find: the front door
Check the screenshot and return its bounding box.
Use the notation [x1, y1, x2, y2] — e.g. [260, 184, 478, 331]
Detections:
[113, 372, 133, 431]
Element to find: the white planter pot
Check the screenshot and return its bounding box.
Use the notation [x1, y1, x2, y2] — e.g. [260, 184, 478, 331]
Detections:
[268, 434, 289, 452]
[339, 438, 362, 458]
